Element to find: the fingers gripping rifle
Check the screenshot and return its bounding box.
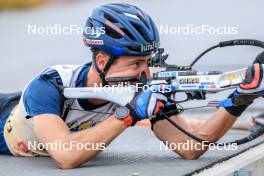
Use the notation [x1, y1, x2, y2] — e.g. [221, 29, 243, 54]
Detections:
[64, 39, 264, 146]
[149, 39, 264, 146]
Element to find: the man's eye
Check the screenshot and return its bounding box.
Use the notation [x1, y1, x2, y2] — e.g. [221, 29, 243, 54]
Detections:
[135, 61, 141, 65]
[135, 61, 145, 66]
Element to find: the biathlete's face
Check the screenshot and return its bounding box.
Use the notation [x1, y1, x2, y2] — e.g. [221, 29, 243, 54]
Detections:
[107, 55, 151, 81]
[95, 52, 151, 85]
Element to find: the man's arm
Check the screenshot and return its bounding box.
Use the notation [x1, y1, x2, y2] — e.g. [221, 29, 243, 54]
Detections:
[33, 114, 127, 169]
[152, 108, 236, 159]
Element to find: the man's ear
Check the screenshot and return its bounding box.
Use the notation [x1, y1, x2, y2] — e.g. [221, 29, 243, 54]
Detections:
[95, 52, 109, 71]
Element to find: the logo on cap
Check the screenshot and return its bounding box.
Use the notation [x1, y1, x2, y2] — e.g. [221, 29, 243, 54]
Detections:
[140, 41, 160, 53]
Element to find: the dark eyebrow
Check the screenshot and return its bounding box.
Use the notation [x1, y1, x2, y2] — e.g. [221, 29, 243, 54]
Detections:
[136, 57, 150, 62]
[127, 56, 151, 64]
[129, 59, 145, 63]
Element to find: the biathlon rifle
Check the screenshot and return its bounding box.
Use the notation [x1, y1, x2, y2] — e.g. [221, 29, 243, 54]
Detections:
[64, 39, 264, 146]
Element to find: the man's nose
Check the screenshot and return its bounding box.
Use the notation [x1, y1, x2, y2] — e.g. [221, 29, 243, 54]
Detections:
[139, 63, 151, 80]
[146, 71, 151, 80]
[140, 64, 150, 79]
[144, 68, 151, 80]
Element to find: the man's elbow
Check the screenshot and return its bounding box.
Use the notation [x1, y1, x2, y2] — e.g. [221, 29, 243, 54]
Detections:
[55, 155, 81, 169]
[177, 149, 204, 160]
[51, 151, 92, 169]
[56, 159, 80, 170]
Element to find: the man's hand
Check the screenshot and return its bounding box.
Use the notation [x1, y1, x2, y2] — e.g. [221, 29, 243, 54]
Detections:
[231, 63, 264, 106]
[238, 63, 264, 94]
[225, 52, 264, 117]
[231, 51, 264, 106]
[126, 89, 167, 126]
[237, 51, 264, 94]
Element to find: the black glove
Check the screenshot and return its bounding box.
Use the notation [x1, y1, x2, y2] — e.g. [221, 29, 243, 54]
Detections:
[225, 51, 264, 117]
[253, 51, 264, 64]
